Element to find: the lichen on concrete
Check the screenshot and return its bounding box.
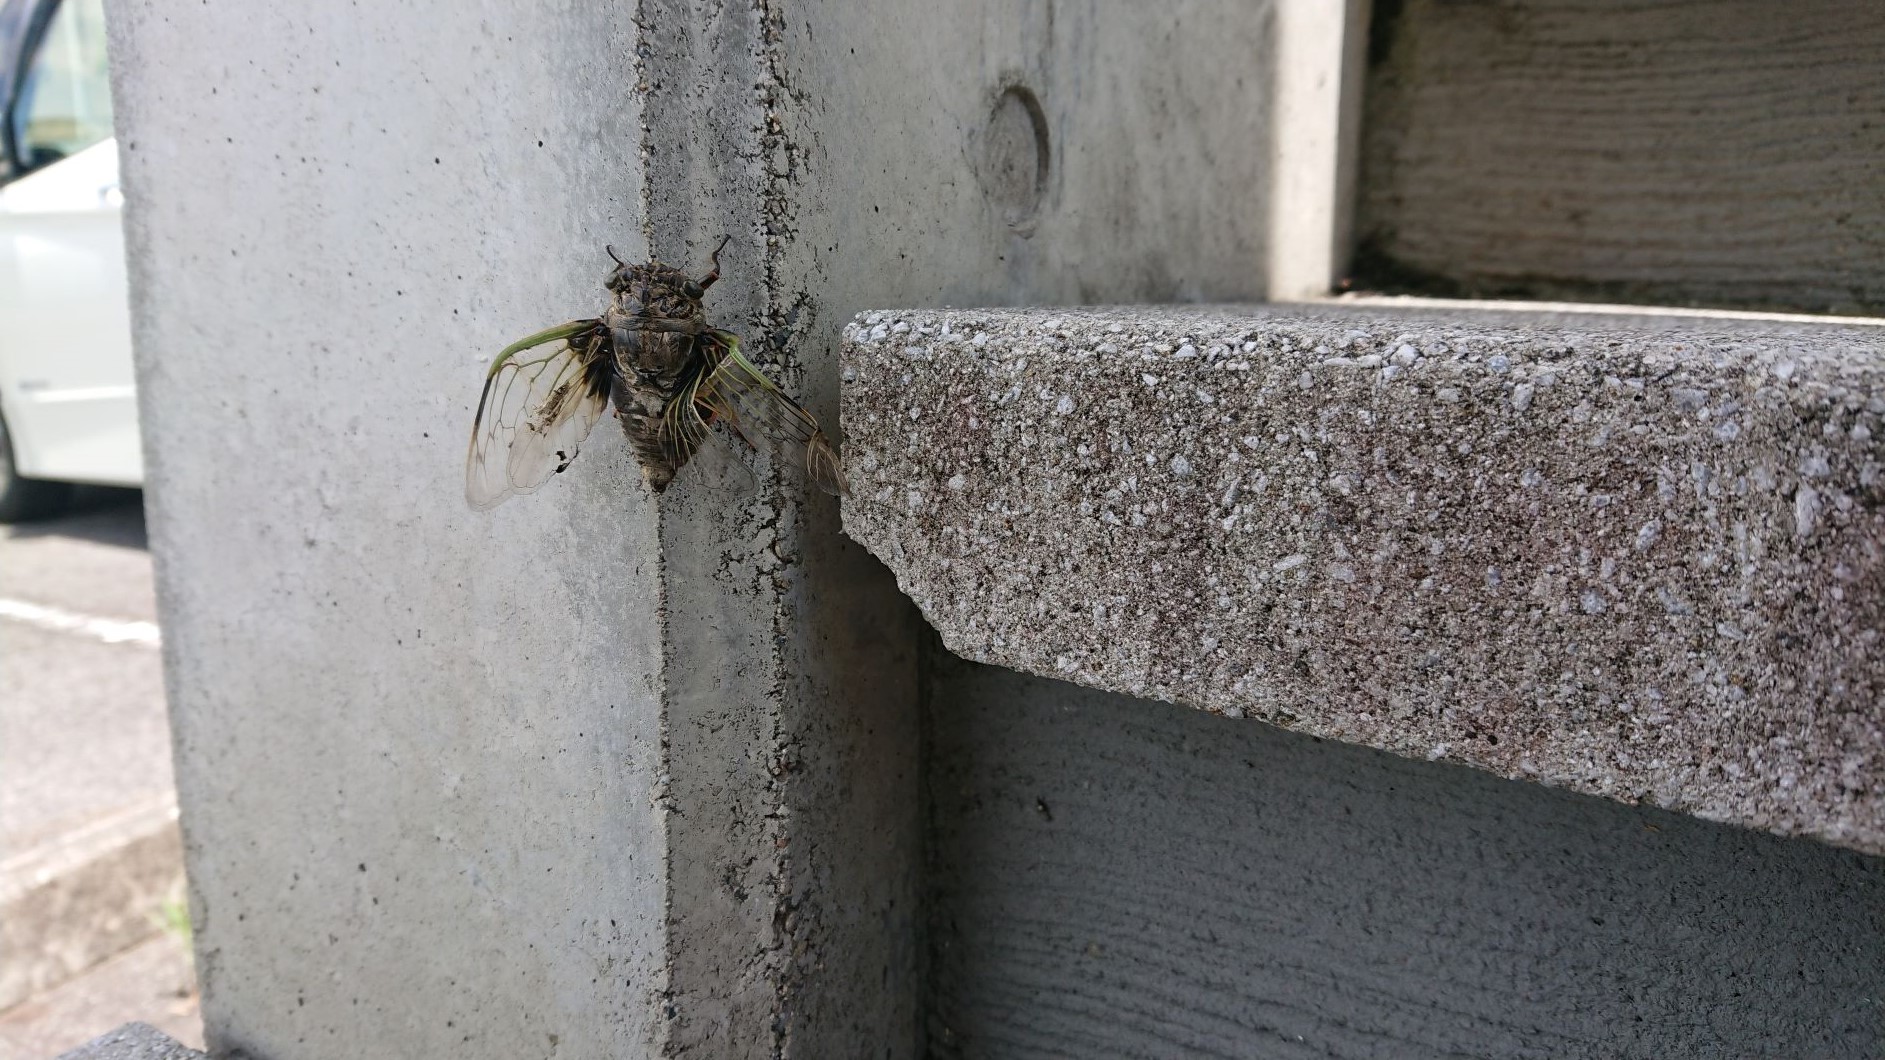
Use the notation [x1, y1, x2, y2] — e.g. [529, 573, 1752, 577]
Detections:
[839, 303, 1885, 853]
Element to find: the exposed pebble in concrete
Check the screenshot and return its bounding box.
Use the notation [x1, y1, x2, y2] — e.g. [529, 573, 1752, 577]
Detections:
[841, 303, 1885, 853]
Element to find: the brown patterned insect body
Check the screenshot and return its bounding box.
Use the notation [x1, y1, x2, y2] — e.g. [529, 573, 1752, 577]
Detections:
[466, 239, 846, 507]
[605, 256, 716, 491]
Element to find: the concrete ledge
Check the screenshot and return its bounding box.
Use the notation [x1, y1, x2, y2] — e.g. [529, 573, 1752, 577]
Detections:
[56, 1022, 205, 1060]
[0, 797, 184, 1008]
[839, 302, 1885, 853]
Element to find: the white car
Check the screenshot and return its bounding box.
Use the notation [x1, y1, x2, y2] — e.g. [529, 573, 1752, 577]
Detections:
[0, 0, 136, 520]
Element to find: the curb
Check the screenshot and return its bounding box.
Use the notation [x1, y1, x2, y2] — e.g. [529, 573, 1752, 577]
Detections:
[0, 797, 185, 1010]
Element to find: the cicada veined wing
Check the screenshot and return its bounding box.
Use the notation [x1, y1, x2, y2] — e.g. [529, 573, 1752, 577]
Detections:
[465, 319, 614, 510]
[654, 354, 716, 485]
[689, 329, 848, 496]
[636, 348, 756, 497]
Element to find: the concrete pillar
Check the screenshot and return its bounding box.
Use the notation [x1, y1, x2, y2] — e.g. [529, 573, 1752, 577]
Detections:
[110, 5, 669, 1056]
[108, 1, 1282, 1056]
[1267, 0, 1370, 299]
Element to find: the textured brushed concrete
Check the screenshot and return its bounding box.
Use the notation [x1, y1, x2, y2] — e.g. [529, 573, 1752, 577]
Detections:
[2, 621, 165, 857]
[926, 650, 1885, 1060]
[842, 303, 1885, 852]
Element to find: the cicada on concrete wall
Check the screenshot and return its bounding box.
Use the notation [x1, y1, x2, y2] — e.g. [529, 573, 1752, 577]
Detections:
[465, 238, 846, 508]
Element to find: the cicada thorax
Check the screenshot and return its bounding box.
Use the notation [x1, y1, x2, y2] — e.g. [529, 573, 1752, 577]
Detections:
[603, 261, 714, 492]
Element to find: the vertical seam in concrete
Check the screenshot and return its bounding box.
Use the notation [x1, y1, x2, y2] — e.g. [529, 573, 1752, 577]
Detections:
[639, 1, 800, 1055]
[639, 2, 925, 1053]
[628, 4, 676, 1053]
[754, 3, 798, 1056]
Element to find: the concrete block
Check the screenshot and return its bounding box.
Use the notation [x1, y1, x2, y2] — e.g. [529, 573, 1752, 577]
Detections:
[841, 301, 1885, 852]
[1267, 0, 1371, 299]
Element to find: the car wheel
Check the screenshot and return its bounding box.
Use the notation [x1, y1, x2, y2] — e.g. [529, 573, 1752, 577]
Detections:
[0, 410, 74, 522]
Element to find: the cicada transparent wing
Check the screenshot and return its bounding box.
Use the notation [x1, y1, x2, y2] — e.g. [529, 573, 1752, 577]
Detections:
[465, 320, 613, 510]
[657, 359, 716, 482]
[690, 330, 848, 496]
[649, 352, 760, 496]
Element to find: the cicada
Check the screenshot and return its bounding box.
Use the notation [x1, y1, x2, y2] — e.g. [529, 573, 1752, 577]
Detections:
[465, 238, 846, 508]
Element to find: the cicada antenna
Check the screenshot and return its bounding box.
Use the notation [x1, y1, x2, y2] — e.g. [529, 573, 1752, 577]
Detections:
[699, 234, 733, 290]
[605, 245, 628, 267]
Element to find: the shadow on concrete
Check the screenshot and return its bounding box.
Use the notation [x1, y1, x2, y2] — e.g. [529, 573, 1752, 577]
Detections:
[5, 490, 147, 550]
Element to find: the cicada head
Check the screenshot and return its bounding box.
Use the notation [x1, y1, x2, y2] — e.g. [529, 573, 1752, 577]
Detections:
[603, 240, 730, 382]
[604, 259, 701, 326]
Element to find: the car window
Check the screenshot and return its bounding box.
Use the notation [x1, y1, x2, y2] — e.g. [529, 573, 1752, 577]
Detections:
[11, 0, 111, 172]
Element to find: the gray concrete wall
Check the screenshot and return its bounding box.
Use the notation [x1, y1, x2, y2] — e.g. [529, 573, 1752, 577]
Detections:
[112, 1, 1291, 1056]
[925, 646, 1885, 1059]
[641, 2, 1281, 1055]
[108, 3, 667, 1056]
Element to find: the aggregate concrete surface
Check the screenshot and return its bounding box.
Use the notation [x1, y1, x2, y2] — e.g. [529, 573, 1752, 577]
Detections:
[53, 1015, 205, 1060]
[840, 302, 1885, 852]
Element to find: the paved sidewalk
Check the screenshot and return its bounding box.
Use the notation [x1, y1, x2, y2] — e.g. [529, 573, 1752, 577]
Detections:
[1, 493, 201, 1053]
[0, 933, 200, 1058]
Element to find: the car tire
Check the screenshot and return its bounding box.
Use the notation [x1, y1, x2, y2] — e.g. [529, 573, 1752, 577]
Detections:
[0, 410, 74, 522]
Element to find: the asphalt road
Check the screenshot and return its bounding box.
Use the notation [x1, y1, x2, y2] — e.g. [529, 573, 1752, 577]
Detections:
[0, 489, 167, 857]
[0, 488, 203, 1054]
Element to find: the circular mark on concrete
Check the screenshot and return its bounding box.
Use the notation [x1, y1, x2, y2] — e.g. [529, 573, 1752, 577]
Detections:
[981, 84, 1050, 231]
